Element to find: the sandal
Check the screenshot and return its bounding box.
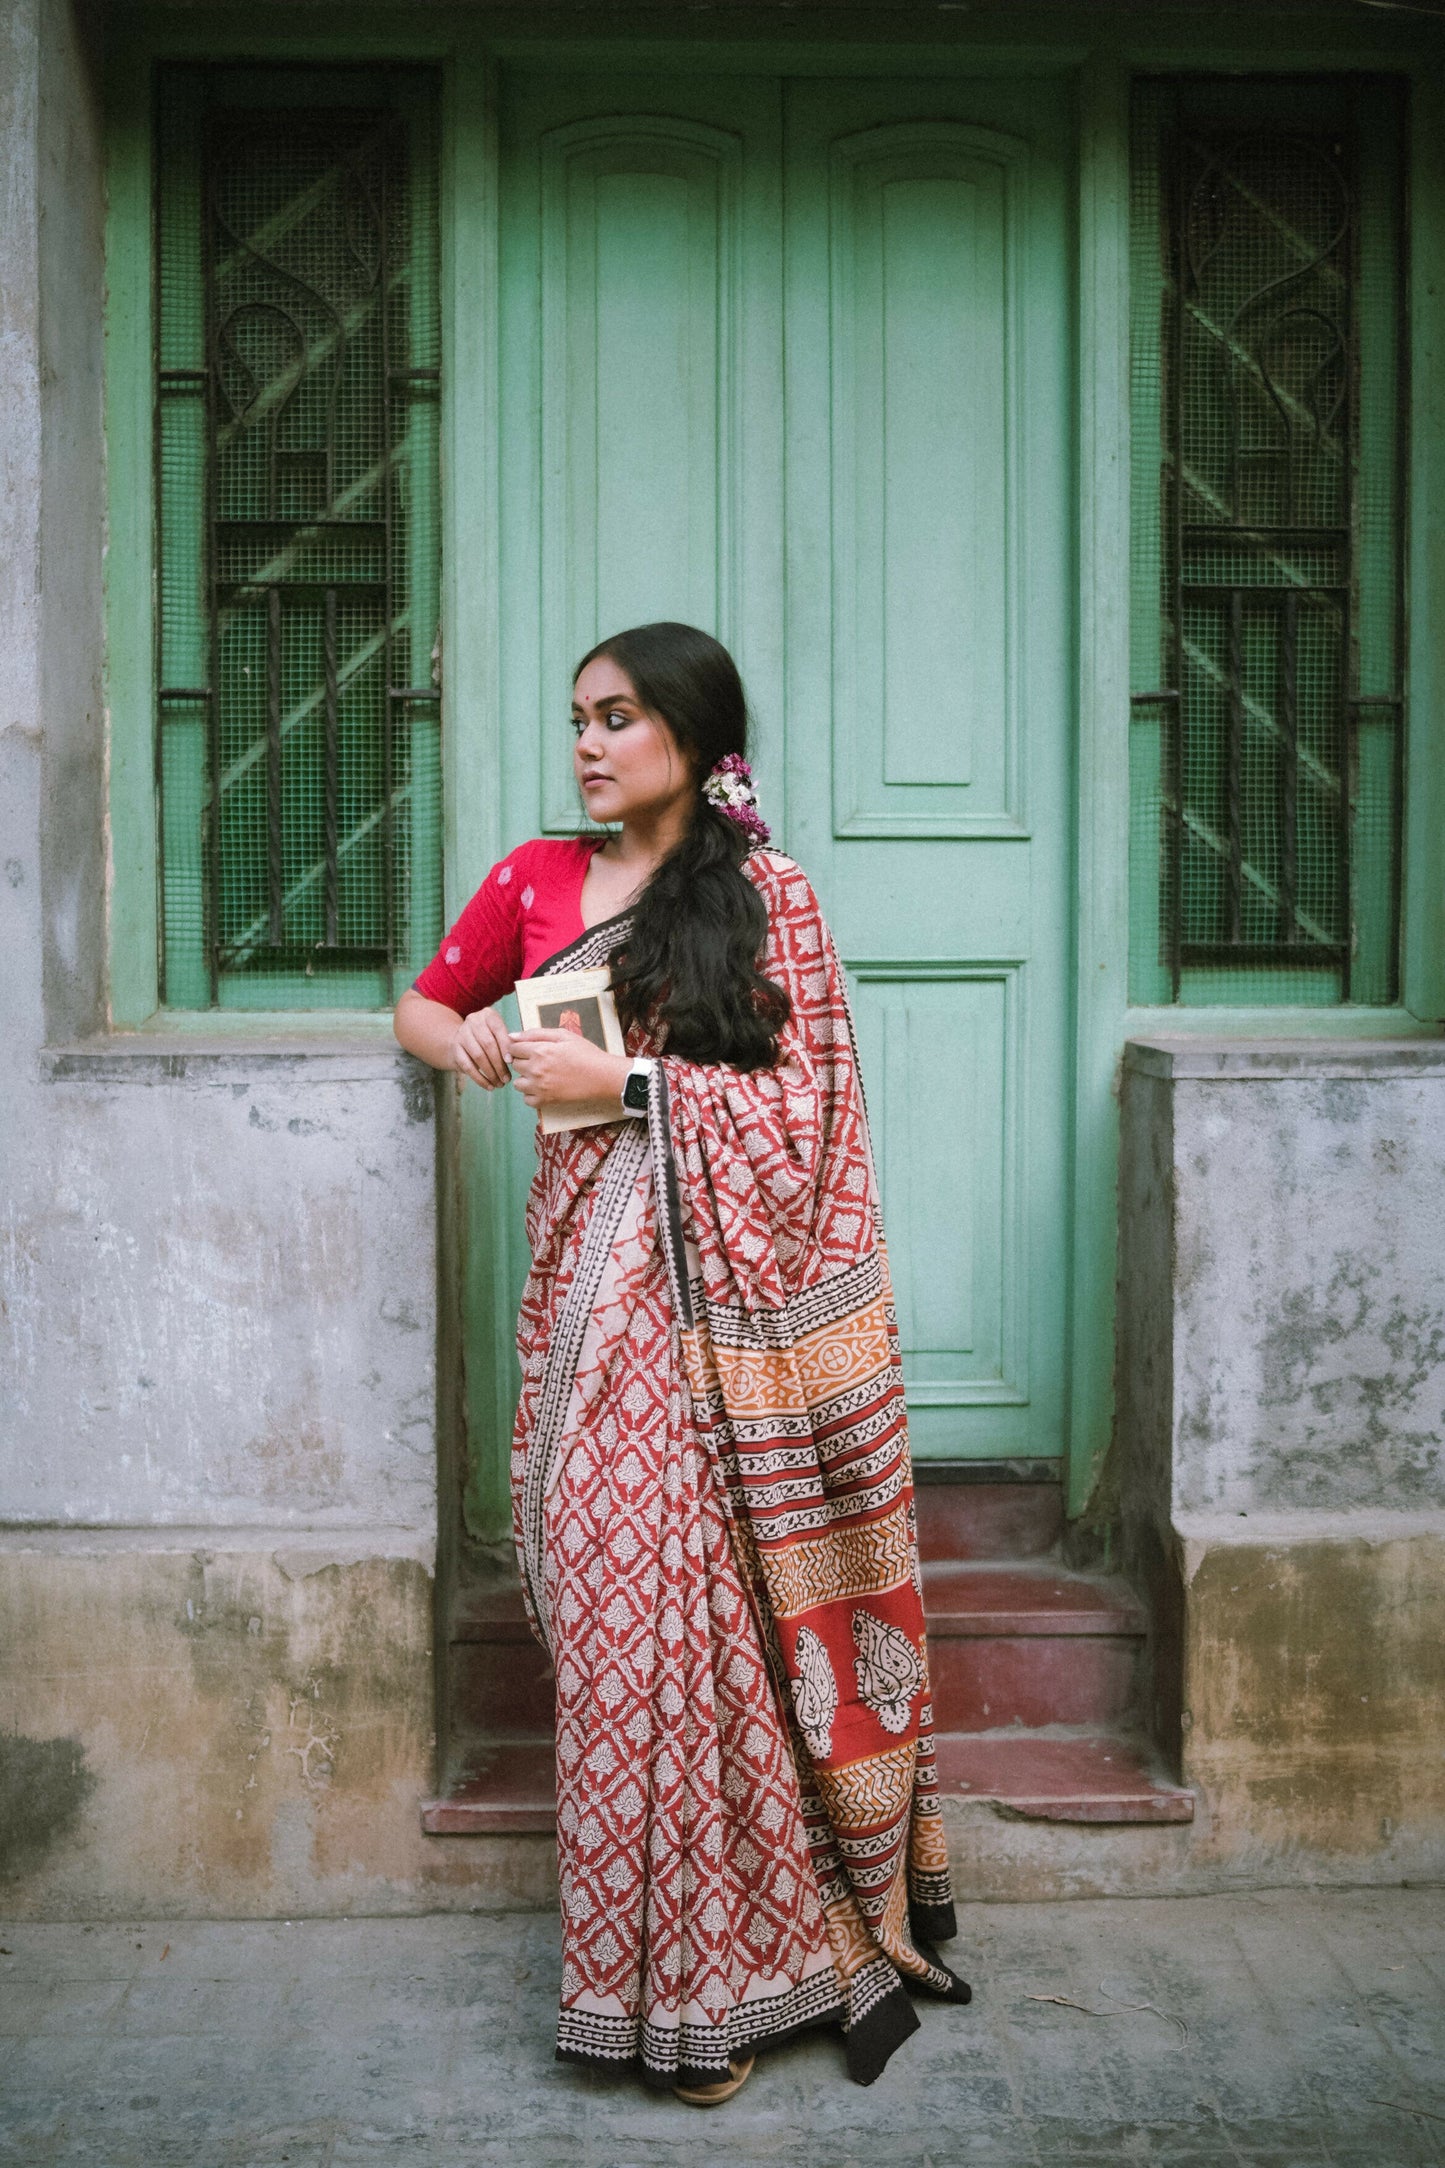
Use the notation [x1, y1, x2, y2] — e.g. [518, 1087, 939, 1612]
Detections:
[673, 2052, 755, 2106]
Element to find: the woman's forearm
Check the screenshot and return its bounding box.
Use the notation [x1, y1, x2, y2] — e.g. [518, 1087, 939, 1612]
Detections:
[393, 988, 464, 1070]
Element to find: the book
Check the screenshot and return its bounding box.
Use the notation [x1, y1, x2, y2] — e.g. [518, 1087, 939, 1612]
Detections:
[513, 965, 627, 1135]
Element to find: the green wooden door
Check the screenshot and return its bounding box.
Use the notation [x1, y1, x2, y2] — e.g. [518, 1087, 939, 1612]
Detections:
[782, 78, 1073, 1463]
[469, 66, 1072, 1532]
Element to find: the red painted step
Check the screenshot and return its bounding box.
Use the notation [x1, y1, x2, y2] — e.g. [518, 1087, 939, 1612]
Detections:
[922, 1561, 1145, 1730]
[446, 1558, 1148, 1738]
[424, 1742, 557, 1834]
[422, 1732, 1192, 1833]
[922, 1562, 1146, 1636]
[450, 1636, 556, 1739]
[929, 1634, 1138, 1732]
[913, 1481, 1062, 1562]
[932, 1732, 1194, 1824]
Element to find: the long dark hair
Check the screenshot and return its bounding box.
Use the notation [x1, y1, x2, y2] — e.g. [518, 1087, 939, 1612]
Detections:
[573, 621, 790, 1069]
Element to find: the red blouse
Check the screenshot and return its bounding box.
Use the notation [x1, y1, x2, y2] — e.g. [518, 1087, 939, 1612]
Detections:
[412, 836, 605, 1015]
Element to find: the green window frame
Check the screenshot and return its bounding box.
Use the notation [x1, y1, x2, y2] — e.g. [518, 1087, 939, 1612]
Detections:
[1128, 76, 1407, 1009]
[148, 64, 443, 1010]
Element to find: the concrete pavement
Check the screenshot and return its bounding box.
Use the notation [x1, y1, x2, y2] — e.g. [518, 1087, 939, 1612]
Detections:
[1, 1886, 1442, 2166]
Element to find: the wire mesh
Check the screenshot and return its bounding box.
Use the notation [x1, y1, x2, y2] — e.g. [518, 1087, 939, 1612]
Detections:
[155, 68, 442, 1008]
[1128, 78, 1406, 1007]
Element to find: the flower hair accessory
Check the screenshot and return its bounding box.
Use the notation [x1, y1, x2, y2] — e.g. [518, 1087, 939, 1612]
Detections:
[701, 752, 771, 847]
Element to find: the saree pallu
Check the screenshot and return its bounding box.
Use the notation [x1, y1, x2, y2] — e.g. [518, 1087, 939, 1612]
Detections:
[510, 849, 967, 2091]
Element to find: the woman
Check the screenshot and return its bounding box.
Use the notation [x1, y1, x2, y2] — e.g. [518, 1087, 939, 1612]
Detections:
[395, 622, 969, 2103]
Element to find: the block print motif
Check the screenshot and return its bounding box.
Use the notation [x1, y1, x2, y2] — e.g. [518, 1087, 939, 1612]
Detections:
[851, 1611, 925, 1734]
[791, 1626, 840, 1759]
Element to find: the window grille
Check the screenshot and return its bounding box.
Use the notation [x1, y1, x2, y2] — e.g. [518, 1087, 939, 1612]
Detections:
[154, 68, 442, 1008]
[1129, 80, 1406, 1006]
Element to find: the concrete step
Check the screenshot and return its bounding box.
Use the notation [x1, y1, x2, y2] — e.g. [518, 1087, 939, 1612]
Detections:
[421, 1730, 1193, 1834]
[427, 1479, 1192, 1843]
[932, 1731, 1194, 1823]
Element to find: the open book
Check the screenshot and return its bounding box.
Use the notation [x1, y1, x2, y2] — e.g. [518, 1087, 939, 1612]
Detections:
[513, 965, 627, 1135]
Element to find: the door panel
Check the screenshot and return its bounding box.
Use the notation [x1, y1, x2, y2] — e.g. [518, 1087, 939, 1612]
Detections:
[850, 964, 1029, 1433]
[476, 72, 786, 1525]
[830, 123, 1025, 835]
[474, 67, 1072, 1529]
[536, 114, 751, 829]
[499, 73, 784, 847]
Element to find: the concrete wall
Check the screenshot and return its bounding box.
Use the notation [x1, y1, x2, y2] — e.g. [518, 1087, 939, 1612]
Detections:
[0, 0, 509, 1919]
[1116, 1040, 1445, 1888]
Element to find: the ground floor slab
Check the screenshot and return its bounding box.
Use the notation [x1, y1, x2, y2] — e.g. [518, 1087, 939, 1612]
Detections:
[1, 1887, 1442, 2165]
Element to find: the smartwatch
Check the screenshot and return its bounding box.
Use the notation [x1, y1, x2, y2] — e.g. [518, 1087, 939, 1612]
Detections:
[621, 1056, 655, 1116]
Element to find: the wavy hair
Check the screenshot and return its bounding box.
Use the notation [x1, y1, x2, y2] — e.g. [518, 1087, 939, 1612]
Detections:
[572, 621, 790, 1069]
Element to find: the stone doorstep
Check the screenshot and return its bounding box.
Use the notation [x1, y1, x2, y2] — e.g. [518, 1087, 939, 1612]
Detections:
[431, 1480, 1193, 1838]
[420, 1731, 1195, 1835]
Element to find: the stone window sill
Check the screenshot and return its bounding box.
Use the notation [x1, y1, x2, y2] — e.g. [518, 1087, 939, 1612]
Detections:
[1124, 1036, 1445, 1081]
[41, 1013, 427, 1087]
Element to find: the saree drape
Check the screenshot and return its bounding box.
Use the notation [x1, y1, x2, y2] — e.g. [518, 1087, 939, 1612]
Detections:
[510, 849, 967, 2090]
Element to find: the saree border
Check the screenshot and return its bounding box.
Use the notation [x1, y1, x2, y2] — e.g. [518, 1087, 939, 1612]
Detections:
[518, 1121, 649, 1656]
[556, 1958, 847, 2088]
[517, 908, 644, 1653]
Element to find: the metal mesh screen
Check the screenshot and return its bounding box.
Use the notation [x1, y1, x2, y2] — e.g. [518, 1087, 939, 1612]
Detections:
[1129, 79, 1405, 1007]
[155, 68, 442, 1009]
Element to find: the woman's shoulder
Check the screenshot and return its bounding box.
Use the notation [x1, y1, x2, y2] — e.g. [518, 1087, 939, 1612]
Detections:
[741, 846, 819, 905]
[485, 834, 595, 890]
[499, 835, 595, 866]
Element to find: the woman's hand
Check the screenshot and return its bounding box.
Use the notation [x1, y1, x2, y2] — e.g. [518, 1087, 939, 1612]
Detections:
[451, 1005, 513, 1090]
[508, 1029, 630, 1113]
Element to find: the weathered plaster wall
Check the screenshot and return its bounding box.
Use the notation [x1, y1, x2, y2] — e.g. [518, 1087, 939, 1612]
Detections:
[1178, 1514, 1445, 1865]
[1117, 1041, 1445, 1884]
[11, 1049, 439, 1529]
[1166, 1054, 1445, 1514]
[4, 0, 1441, 1918]
[0, 0, 467, 1918]
[0, 1532, 556, 1917]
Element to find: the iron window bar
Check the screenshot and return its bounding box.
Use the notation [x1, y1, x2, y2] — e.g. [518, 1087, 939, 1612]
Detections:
[1150, 111, 1402, 1002]
[155, 88, 438, 1002]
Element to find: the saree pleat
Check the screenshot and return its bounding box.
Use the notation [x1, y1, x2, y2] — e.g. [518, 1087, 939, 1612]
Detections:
[510, 856, 965, 2091]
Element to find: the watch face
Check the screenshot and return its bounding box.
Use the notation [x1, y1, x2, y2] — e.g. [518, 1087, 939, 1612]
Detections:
[623, 1070, 649, 1111]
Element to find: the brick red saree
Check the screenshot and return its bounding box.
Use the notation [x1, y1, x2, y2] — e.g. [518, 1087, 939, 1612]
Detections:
[510, 849, 967, 2090]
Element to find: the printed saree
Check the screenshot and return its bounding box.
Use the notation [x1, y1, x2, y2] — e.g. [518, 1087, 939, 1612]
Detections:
[509, 848, 967, 2090]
